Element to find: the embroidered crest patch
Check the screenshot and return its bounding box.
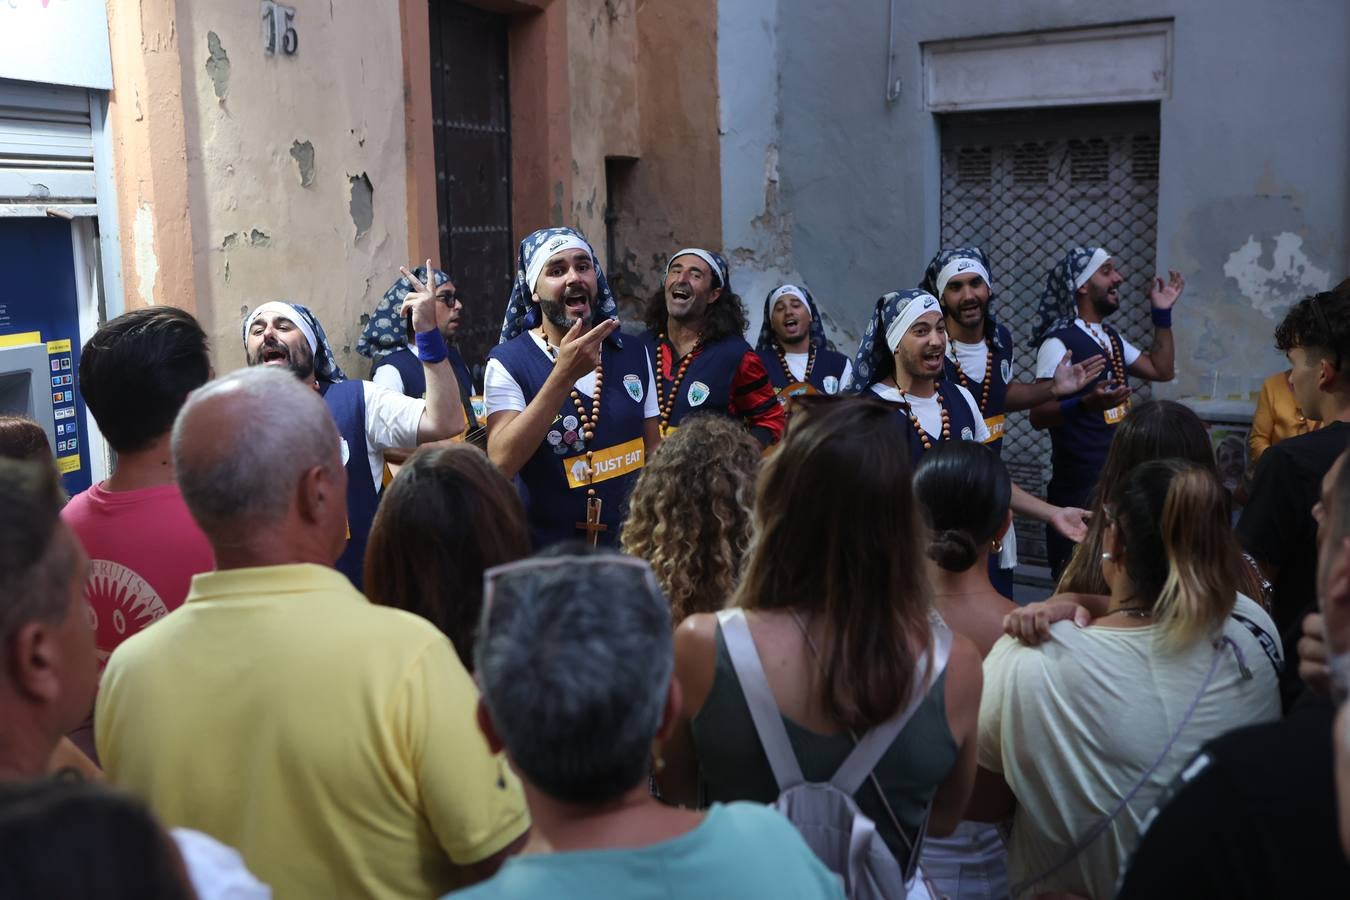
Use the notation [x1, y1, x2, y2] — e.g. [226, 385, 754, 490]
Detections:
[623, 373, 643, 402]
[339, 437, 350, 466]
[961, 426, 974, 441]
[688, 381, 710, 407]
[1001, 358, 1012, 384]
[823, 375, 840, 395]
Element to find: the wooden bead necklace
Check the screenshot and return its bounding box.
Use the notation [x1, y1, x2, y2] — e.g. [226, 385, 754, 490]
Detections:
[1086, 322, 1127, 385]
[775, 340, 816, 383]
[538, 326, 604, 453]
[657, 333, 702, 435]
[899, 387, 950, 451]
[952, 343, 993, 414]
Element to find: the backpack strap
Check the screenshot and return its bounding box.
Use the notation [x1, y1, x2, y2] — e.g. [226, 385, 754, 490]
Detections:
[717, 609, 806, 790]
[831, 622, 954, 795]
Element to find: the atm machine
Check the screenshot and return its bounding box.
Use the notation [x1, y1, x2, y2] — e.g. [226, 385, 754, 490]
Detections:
[0, 216, 97, 495]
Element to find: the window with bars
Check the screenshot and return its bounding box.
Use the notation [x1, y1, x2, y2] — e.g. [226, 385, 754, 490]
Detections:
[939, 104, 1161, 565]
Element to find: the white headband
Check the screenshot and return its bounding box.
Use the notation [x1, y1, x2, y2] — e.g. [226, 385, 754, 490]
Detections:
[768, 284, 811, 318]
[526, 234, 594, 294]
[666, 248, 724, 287]
[885, 293, 942, 352]
[1073, 248, 1112, 290]
[935, 257, 992, 298]
[244, 302, 317, 355]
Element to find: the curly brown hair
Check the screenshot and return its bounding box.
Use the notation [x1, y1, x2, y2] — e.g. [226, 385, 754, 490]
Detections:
[620, 415, 760, 622]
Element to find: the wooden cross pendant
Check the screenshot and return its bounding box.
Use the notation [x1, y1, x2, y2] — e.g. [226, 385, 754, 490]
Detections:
[576, 496, 607, 547]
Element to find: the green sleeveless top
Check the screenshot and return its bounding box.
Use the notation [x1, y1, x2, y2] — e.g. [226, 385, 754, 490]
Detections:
[690, 622, 959, 868]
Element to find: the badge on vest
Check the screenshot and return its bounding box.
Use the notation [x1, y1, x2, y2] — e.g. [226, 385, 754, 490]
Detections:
[623, 373, 643, 402]
[961, 425, 974, 441]
[563, 437, 645, 489]
[688, 381, 710, 407]
[1000, 358, 1012, 384]
[339, 437, 350, 466]
[984, 414, 1006, 442]
[823, 375, 840, 395]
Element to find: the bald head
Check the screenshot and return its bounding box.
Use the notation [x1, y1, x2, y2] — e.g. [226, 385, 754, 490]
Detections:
[172, 368, 344, 552]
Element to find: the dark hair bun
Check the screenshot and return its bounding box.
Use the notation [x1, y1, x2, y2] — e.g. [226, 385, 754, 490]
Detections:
[928, 528, 978, 571]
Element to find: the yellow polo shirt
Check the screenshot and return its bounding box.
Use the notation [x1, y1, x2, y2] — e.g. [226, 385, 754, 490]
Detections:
[96, 563, 528, 899]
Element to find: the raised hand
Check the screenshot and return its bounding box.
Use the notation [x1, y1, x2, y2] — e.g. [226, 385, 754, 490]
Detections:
[1051, 351, 1108, 399]
[398, 259, 439, 336]
[1149, 270, 1185, 310]
[554, 317, 618, 384]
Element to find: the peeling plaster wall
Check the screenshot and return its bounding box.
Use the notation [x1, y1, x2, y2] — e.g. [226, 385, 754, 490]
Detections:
[743, 0, 1349, 401]
[176, 0, 410, 376]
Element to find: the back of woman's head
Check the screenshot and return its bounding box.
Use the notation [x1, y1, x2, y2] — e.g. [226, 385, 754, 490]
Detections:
[0, 416, 52, 462]
[1109, 459, 1237, 647]
[1059, 400, 1218, 594]
[365, 444, 531, 667]
[737, 396, 932, 731]
[620, 414, 759, 621]
[0, 779, 195, 900]
[913, 441, 1011, 572]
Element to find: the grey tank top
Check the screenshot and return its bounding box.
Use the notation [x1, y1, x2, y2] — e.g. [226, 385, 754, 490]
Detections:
[691, 622, 959, 868]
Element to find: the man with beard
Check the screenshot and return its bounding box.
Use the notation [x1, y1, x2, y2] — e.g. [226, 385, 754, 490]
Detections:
[754, 283, 851, 399]
[643, 249, 785, 446]
[359, 265, 477, 431]
[851, 289, 1089, 545]
[242, 271, 465, 586]
[484, 227, 658, 548]
[1027, 247, 1182, 577]
[922, 247, 1105, 595]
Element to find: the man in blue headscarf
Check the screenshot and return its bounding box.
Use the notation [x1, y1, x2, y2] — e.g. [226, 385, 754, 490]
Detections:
[754, 283, 851, 400]
[484, 227, 659, 549]
[1026, 246, 1183, 577]
[242, 277, 466, 586]
[641, 248, 785, 446]
[921, 247, 1105, 596]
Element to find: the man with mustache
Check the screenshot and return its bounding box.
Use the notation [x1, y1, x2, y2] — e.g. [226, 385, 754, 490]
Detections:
[642, 249, 785, 446]
[484, 227, 658, 548]
[1027, 247, 1182, 578]
[922, 247, 1106, 596]
[242, 270, 466, 586]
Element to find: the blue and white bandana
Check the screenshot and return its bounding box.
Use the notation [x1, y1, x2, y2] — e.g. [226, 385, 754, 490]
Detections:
[498, 227, 619, 345]
[756, 283, 830, 353]
[1030, 247, 1111, 348]
[666, 248, 731, 292]
[847, 289, 941, 394]
[242, 300, 347, 383]
[356, 266, 451, 359]
[920, 246, 1006, 352]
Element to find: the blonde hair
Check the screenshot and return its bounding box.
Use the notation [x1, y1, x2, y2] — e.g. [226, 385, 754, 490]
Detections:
[620, 415, 759, 622]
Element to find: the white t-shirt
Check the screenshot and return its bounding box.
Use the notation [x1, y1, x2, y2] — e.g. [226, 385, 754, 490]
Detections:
[948, 338, 1014, 386]
[978, 593, 1281, 899]
[782, 352, 852, 394]
[353, 382, 424, 487]
[1035, 319, 1141, 379]
[484, 330, 659, 420]
[869, 383, 991, 444]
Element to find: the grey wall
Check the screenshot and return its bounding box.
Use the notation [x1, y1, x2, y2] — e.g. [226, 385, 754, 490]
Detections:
[723, 0, 1349, 405]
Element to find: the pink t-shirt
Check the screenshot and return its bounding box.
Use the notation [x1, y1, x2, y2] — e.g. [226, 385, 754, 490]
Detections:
[62, 482, 215, 671]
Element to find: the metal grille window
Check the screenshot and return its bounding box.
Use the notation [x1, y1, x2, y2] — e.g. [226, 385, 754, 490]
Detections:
[939, 104, 1160, 564]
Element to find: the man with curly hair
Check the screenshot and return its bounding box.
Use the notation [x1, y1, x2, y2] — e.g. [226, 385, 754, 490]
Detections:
[642, 249, 785, 447]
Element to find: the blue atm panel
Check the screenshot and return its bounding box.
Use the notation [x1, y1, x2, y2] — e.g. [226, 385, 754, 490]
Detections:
[0, 217, 92, 495]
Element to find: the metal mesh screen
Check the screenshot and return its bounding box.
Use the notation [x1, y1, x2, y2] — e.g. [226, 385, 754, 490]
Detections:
[939, 104, 1160, 564]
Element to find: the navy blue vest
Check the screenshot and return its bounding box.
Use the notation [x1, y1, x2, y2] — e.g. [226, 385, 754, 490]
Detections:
[1044, 322, 1130, 493]
[320, 380, 379, 588]
[370, 346, 476, 427]
[879, 380, 982, 466]
[942, 323, 1014, 454]
[641, 331, 750, 433]
[757, 342, 850, 396]
[487, 333, 650, 549]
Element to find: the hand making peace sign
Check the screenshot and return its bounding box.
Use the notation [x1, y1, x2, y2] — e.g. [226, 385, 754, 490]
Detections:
[398, 260, 440, 335]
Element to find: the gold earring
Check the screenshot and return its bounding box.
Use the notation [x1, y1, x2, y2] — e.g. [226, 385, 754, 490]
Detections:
[991, 538, 1003, 553]
[651, 748, 666, 775]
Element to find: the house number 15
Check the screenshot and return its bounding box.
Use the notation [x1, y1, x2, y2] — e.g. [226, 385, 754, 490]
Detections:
[262, 1, 298, 55]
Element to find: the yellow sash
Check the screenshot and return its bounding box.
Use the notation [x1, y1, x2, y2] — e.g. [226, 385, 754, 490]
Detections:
[563, 437, 645, 490]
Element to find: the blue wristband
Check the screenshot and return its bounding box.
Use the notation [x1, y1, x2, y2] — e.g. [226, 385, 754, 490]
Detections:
[1151, 306, 1172, 329]
[414, 328, 448, 364]
[1059, 396, 1082, 417]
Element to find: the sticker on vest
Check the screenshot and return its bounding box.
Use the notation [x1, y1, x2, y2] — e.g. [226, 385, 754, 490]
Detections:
[339, 437, 350, 466]
[1001, 358, 1012, 384]
[823, 375, 840, 395]
[623, 373, 643, 402]
[688, 381, 710, 407]
[961, 425, 974, 441]
[563, 415, 579, 431]
[563, 437, 645, 489]
[470, 395, 487, 426]
[984, 414, 1006, 442]
[547, 429, 564, 454]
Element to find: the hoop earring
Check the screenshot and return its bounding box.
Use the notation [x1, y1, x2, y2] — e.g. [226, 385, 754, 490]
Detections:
[1101, 552, 1112, 561]
[991, 538, 1003, 553]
